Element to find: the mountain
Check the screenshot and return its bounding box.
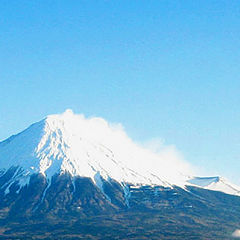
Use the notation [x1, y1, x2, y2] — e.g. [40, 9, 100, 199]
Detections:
[0, 110, 240, 239]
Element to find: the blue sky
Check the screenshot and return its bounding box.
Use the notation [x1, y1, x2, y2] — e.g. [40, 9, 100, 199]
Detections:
[0, 1, 240, 183]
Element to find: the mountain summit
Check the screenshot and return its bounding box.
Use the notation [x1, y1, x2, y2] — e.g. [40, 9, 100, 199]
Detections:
[0, 109, 239, 197]
[1, 110, 240, 239]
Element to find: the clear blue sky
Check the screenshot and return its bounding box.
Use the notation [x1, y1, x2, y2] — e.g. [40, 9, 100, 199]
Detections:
[0, 1, 240, 183]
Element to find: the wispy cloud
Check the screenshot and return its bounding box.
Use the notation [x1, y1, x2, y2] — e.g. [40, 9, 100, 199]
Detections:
[53, 110, 194, 185]
[232, 229, 240, 238]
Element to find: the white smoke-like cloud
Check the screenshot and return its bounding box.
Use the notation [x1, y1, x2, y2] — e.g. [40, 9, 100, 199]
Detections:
[51, 109, 194, 185]
[232, 229, 240, 238]
[141, 138, 193, 176]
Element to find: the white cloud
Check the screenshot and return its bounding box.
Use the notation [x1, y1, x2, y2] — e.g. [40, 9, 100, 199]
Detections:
[139, 138, 194, 183]
[141, 138, 166, 152]
[54, 110, 194, 183]
[232, 229, 240, 238]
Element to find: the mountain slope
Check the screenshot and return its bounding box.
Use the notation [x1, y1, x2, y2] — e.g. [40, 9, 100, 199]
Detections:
[0, 109, 238, 198]
[0, 110, 240, 239]
[0, 110, 185, 195]
[187, 176, 240, 196]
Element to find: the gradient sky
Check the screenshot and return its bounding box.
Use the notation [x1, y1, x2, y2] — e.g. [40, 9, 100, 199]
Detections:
[0, 1, 240, 183]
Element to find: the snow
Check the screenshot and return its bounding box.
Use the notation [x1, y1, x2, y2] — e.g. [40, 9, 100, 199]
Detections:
[33, 178, 52, 211]
[0, 109, 239, 198]
[187, 177, 220, 187]
[232, 229, 240, 238]
[94, 171, 111, 202]
[187, 176, 240, 196]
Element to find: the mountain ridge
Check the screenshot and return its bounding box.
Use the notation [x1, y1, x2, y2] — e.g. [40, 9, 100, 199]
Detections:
[0, 109, 239, 199]
[0, 110, 240, 239]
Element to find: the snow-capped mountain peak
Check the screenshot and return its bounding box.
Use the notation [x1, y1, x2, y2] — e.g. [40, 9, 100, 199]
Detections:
[0, 110, 185, 189]
[0, 109, 239, 197]
[187, 176, 240, 196]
